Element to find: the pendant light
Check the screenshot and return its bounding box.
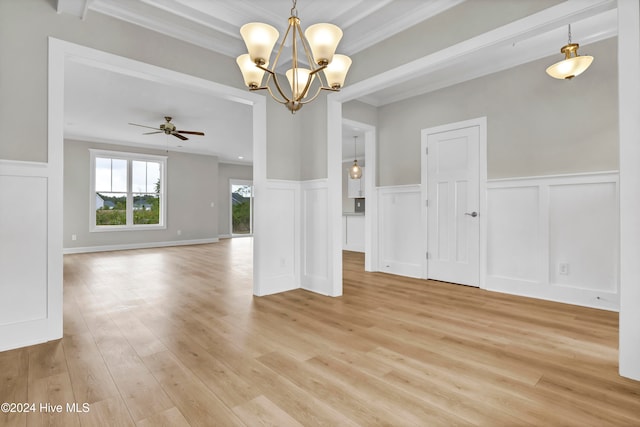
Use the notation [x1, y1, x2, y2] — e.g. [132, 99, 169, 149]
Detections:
[349, 136, 362, 179]
[546, 24, 594, 80]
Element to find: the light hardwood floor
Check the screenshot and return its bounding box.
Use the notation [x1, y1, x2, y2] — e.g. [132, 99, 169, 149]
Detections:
[1, 238, 639, 426]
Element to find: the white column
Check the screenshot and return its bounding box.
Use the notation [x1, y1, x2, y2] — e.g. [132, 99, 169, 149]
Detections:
[618, 0, 640, 381]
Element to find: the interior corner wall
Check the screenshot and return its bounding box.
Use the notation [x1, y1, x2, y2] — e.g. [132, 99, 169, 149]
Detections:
[377, 37, 619, 186]
[64, 139, 219, 251]
[218, 163, 253, 237]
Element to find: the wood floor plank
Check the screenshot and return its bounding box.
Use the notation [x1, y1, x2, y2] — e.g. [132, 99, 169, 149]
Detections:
[0, 348, 29, 427]
[135, 407, 190, 427]
[2, 239, 638, 426]
[232, 395, 304, 427]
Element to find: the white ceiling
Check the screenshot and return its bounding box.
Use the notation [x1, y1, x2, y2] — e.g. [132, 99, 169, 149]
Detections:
[58, 0, 618, 164]
[64, 61, 254, 163]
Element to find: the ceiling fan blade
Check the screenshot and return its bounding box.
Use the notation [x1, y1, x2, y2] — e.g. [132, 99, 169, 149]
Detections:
[176, 130, 205, 136]
[172, 132, 188, 141]
[129, 123, 162, 131]
[143, 131, 163, 135]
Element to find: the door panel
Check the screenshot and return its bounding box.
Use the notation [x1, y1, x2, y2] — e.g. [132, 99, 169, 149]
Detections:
[427, 126, 480, 286]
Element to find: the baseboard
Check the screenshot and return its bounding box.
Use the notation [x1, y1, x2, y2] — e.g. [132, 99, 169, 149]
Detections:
[63, 238, 219, 254]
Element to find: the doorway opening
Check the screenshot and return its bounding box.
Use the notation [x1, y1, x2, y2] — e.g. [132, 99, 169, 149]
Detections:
[231, 180, 253, 236]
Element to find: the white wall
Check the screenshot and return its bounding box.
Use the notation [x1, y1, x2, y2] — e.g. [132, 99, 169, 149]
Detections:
[254, 180, 300, 296]
[0, 160, 60, 351]
[301, 180, 332, 294]
[486, 172, 619, 310]
[377, 185, 423, 278]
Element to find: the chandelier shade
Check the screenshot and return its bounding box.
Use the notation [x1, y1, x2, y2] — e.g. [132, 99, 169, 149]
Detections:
[546, 25, 593, 80]
[286, 67, 315, 100]
[236, 0, 351, 113]
[304, 23, 343, 65]
[236, 54, 267, 88]
[240, 23, 280, 65]
[324, 54, 352, 89]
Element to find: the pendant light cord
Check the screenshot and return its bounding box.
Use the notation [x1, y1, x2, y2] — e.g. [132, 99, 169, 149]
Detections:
[353, 136, 358, 160]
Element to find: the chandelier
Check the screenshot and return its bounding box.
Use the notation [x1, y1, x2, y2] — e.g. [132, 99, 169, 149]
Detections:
[236, 0, 352, 113]
[546, 24, 594, 80]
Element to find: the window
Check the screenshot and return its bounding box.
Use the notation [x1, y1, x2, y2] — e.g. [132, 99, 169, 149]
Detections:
[90, 149, 167, 231]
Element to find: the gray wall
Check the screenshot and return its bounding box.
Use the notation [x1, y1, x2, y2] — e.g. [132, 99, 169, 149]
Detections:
[344, 100, 378, 127]
[377, 37, 618, 185]
[0, 0, 298, 181]
[218, 163, 253, 236]
[347, 0, 562, 83]
[64, 139, 219, 249]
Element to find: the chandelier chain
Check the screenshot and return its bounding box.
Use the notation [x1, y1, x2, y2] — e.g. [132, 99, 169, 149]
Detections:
[291, 0, 298, 17]
[568, 24, 572, 44]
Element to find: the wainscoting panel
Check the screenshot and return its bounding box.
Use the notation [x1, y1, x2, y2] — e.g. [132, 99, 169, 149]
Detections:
[549, 182, 618, 292]
[0, 160, 61, 351]
[487, 186, 542, 283]
[378, 185, 422, 278]
[486, 172, 619, 310]
[301, 180, 330, 294]
[254, 180, 300, 296]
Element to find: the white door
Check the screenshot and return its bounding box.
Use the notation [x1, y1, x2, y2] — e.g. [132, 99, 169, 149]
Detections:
[425, 125, 480, 286]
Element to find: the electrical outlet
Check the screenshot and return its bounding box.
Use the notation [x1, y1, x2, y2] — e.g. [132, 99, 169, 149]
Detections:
[559, 263, 569, 275]
[71, 234, 77, 241]
[177, 229, 182, 236]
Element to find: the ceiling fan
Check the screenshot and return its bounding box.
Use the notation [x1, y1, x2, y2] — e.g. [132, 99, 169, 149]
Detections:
[128, 116, 205, 141]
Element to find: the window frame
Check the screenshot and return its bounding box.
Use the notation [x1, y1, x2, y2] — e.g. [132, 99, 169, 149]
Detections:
[89, 149, 167, 232]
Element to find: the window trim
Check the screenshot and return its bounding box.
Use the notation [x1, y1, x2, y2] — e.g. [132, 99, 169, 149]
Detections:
[89, 149, 167, 232]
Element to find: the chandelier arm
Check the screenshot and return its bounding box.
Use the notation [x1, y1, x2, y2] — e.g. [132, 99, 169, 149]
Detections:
[297, 19, 319, 68]
[270, 19, 293, 72]
[251, 65, 291, 104]
[264, 85, 290, 105]
[269, 71, 294, 104]
[298, 86, 335, 105]
[295, 65, 326, 102]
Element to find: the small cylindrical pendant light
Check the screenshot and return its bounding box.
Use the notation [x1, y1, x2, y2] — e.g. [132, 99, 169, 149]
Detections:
[349, 136, 362, 179]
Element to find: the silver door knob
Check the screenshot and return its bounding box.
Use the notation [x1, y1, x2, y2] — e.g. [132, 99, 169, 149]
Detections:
[464, 212, 478, 217]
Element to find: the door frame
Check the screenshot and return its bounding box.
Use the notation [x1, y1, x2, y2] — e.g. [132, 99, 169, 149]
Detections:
[420, 117, 488, 288]
[343, 118, 378, 271]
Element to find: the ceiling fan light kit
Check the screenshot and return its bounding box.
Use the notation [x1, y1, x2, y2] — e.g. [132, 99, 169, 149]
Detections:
[129, 116, 205, 141]
[546, 24, 594, 80]
[236, 0, 351, 113]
